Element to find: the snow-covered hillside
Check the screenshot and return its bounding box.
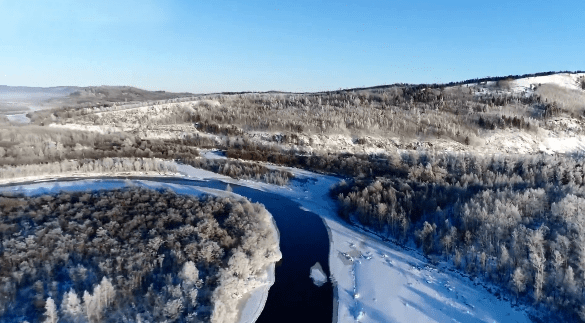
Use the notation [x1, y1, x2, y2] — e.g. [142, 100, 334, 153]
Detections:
[511, 73, 585, 93]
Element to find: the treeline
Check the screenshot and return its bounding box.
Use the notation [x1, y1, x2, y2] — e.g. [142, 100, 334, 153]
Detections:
[477, 115, 532, 131]
[329, 151, 585, 322]
[0, 126, 200, 167]
[0, 157, 177, 180]
[225, 147, 406, 179]
[0, 188, 281, 322]
[182, 157, 293, 185]
[443, 70, 585, 88]
[315, 71, 585, 93]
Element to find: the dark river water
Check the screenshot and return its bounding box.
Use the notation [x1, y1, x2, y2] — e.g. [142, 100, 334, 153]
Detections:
[0, 177, 334, 323]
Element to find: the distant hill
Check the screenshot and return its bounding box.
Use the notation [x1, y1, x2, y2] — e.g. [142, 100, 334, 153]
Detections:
[0, 85, 79, 99]
[0, 85, 194, 116]
[64, 86, 194, 106]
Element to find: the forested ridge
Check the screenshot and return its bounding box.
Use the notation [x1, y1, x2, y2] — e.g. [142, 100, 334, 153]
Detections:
[0, 188, 281, 322]
[69, 78, 582, 142]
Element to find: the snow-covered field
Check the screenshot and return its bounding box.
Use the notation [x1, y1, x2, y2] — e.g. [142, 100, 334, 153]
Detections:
[5, 113, 30, 124]
[464, 72, 585, 95]
[512, 73, 585, 93]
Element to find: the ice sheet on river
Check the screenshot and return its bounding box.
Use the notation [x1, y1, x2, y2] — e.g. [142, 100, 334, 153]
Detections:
[310, 262, 328, 287]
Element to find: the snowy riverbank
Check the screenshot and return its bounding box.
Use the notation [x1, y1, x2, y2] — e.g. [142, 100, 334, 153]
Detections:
[199, 164, 534, 323]
[0, 170, 178, 186]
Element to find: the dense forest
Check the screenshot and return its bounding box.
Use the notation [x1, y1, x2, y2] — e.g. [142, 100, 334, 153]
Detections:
[0, 126, 200, 167]
[329, 152, 585, 322]
[0, 188, 281, 322]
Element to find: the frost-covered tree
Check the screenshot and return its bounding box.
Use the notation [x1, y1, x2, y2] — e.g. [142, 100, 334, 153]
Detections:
[61, 290, 83, 319]
[43, 297, 58, 323]
[499, 244, 510, 276]
[528, 227, 546, 302]
[83, 290, 94, 322]
[163, 299, 184, 321]
[564, 265, 576, 298]
[99, 276, 116, 308]
[180, 261, 199, 285]
[512, 266, 527, 297]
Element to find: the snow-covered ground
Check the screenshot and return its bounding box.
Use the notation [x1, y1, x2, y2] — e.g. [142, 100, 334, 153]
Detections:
[5, 113, 31, 124]
[246, 125, 585, 156]
[199, 149, 228, 160]
[49, 122, 125, 134]
[463, 72, 585, 96]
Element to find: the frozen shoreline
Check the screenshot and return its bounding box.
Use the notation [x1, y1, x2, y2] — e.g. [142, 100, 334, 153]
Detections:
[0, 170, 179, 186]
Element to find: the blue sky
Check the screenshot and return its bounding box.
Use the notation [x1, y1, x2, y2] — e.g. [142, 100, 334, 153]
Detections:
[1, 0, 583, 93]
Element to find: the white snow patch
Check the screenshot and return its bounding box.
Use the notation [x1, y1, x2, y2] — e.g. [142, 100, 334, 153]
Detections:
[175, 163, 233, 181]
[512, 73, 585, 92]
[6, 113, 31, 124]
[49, 123, 125, 134]
[476, 127, 585, 155]
[199, 149, 227, 160]
[461, 73, 585, 98]
[236, 263, 276, 323]
[310, 262, 328, 287]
